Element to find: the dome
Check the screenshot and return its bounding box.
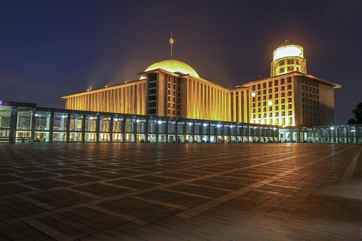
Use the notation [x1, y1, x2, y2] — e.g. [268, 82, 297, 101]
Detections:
[145, 59, 200, 78]
[273, 44, 304, 61]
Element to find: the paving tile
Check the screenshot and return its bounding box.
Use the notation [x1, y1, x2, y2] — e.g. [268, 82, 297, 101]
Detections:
[0, 174, 20, 183]
[166, 183, 230, 198]
[0, 222, 55, 241]
[36, 207, 130, 237]
[0, 183, 33, 196]
[56, 174, 101, 184]
[98, 197, 179, 222]
[24, 179, 72, 190]
[132, 175, 180, 184]
[0, 197, 46, 220]
[108, 178, 158, 190]
[136, 189, 209, 208]
[27, 189, 95, 208]
[72, 183, 133, 197]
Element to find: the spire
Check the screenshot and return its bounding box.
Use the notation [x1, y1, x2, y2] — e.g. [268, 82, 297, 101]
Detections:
[169, 33, 175, 57]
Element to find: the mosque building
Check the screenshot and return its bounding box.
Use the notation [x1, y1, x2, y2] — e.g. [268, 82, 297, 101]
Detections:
[62, 40, 341, 127]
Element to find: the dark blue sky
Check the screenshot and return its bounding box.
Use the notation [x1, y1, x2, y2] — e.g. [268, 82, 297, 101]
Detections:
[1, 0, 361, 123]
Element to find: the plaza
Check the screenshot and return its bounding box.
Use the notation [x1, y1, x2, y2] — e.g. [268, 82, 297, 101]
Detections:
[0, 143, 361, 240]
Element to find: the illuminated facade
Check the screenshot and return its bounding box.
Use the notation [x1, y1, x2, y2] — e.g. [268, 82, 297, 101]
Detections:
[271, 43, 307, 77]
[63, 41, 341, 127]
[64, 59, 237, 122]
[241, 42, 340, 127]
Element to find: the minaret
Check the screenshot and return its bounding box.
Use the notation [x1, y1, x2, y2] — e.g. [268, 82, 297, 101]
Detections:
[271, 41, 307, 77]
[169, 33, 175, 57]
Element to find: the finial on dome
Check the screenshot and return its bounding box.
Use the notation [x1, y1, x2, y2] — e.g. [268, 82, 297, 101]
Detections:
[169, 32, 175, 57]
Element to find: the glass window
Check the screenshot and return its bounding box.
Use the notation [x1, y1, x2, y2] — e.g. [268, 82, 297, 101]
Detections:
[168, 121, 176, 134]
[100, 116, 111, 132]
[125, 118, 135, 133]
[34, 111, 51, 131]
[85, 115, 97, 132]
[158, 120, 167, 134]
[69, 114, 83, 131]
[0, 106, 12, 142]
[17, 110, 32, 130]
[176, 121, 185, 134]
[194, 123, 201, 135]
[113, 117, 123, 132]
[148, 119, 157, 133]
[186, 122, 193, 134]
[53, 132, 66, 142]
[136, 119, 146, 133]
[53, 113, 68, 131]
[0, 106, 11, 129]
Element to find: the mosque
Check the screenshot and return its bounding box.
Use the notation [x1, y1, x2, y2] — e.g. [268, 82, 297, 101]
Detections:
[63, 39, 341, 127]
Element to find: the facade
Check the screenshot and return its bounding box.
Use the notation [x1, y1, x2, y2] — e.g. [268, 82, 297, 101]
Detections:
[241, 43, 340, 127]
[239, 73, 339, 127]
[62, 42, 341, 127]
[0, 101, 361, 144]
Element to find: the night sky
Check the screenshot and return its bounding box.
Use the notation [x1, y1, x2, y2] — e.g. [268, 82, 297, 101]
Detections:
[1, 0, 361, 123]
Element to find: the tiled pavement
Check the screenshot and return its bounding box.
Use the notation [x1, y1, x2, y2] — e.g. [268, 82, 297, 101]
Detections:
[0, 144, 361, 241]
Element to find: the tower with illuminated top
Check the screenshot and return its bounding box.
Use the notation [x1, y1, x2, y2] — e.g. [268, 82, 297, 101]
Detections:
[271, 41, 307, 77]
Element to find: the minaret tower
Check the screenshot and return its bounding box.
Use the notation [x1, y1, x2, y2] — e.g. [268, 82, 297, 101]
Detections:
[271, 40, 307, 77]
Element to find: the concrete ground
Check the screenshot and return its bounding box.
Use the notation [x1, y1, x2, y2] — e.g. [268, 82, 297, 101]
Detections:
[0, 143, 361, 241]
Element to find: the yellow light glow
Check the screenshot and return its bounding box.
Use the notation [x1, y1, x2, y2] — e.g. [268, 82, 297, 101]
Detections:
[145, 59, 200, 78]
[251, 91, 256, 97]
[273, 45, 304, 61]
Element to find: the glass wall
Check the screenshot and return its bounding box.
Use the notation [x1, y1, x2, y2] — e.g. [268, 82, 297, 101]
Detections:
[112, 117, 123, 142]
[100, 116, 111, 142]
[125, 118, 135, 142]
[53, 112, 67, 142]
[1, 103, 361, 145]
[33, 111, 51, 142]
[0, 106, 12, 143]
[69, 114, 83, 142]
[16, 108, 33, 143]
[136, 118, 146, 143]
[85, 115, 97, 142]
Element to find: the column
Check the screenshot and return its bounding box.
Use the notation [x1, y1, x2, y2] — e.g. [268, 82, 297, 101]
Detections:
[109, 115, 114, 143]
[96, 114, 100, 143]
[81, 114, 86, 143]
[31, 109, 36, 143]
[49, 111, 54, 143]
[121, 117, 126, 143]
[65, 113, 70, 143]
[145, 118, 149, 143]
[9, 107, 17, 144]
